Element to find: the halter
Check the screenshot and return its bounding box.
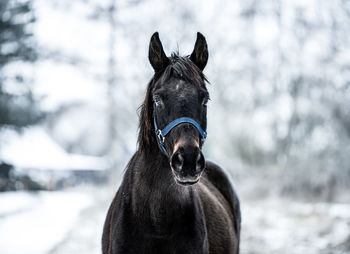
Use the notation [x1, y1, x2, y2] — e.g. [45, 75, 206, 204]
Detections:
[153, 116, 207, 156]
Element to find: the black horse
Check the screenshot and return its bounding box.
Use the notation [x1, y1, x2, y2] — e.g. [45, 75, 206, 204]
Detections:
[102, 32, 241, 254]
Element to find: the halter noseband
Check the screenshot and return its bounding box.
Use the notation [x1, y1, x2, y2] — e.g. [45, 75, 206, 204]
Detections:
[153, 116, 207, 156]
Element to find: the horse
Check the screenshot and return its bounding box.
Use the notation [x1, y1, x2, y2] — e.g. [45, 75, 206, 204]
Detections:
[102, 32, 241, 254]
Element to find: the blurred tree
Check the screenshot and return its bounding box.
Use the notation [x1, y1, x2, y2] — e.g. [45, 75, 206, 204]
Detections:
[0, 0, 43, 129]
[84, 0, 119, 159]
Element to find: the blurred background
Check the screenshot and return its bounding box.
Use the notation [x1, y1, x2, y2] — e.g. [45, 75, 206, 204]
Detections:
[1, 0, 350, 253]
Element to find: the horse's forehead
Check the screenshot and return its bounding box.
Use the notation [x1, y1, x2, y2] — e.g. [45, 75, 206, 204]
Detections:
[168, 79, 198, 98]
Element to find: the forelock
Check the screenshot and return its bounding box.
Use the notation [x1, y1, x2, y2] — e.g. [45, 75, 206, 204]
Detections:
[158, 53, 207, 86]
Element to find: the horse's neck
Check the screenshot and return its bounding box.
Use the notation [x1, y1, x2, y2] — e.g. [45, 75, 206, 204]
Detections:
[131, 151, 197, 221]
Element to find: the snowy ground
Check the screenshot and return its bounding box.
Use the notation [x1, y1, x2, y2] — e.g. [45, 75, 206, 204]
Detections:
[0, 186, 111, 254]
[240, 198, 350, 254]
[0, 185, 349, 254]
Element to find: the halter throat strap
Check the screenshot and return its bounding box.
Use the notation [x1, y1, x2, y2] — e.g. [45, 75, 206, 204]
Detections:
[153, 116, 207, 156]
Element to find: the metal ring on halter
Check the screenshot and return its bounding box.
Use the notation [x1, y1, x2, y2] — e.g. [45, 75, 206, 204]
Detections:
[157, 130, 165, 143]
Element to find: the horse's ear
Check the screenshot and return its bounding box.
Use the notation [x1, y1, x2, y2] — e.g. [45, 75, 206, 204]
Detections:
[190, 32, 208, 70]
[148, 32, 169, 72]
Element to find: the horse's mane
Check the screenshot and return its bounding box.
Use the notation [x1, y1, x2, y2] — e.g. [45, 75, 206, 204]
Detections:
[137, 53, 207, 155]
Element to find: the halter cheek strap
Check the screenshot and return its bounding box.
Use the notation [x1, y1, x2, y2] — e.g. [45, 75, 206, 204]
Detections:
[153, 116, 207, 157]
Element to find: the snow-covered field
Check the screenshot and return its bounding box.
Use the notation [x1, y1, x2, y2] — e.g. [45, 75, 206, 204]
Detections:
[0, 185, 349, 254]
[241, 198, 350, 254]
[0, 187, 109, 254]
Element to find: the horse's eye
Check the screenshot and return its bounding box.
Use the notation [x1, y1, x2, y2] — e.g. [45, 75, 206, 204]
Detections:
[155, 100, 162, 107]
[154, 96, 163, 107]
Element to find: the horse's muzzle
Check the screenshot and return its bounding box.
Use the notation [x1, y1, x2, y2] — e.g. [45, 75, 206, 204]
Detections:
[170, 145, 205, 185]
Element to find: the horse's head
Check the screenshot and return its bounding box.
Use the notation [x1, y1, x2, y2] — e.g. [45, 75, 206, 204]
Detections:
[148, 32, 209, 186]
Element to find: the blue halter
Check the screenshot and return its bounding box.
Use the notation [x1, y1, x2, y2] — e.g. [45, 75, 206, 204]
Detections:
[153, 116, 207, 156]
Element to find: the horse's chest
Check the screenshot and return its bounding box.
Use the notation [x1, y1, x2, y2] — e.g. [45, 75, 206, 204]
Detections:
[119, 230, 207, 254]
[114, 207, 208, 254]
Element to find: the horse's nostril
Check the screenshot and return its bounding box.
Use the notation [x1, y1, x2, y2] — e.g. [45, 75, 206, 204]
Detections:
[171, 148, 205, 176]
[195, 151, 205, 174]
[171, 152, 184, 172]
[196, 152, 201, 163]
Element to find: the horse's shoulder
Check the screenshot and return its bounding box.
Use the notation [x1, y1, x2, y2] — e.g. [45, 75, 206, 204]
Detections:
[102, 188, 120, 254]
[204, 161, 237, 198]
[204, 160, 241, 237]
[102, 167, 133, 254]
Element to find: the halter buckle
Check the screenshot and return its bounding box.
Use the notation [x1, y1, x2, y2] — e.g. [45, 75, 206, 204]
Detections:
[157, 130, 165, 144]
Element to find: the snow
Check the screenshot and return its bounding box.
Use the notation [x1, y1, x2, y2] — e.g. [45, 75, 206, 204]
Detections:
[0, 186, 349, 254]
[0, 190, 91, 254]
[241, 197, 350, 254]
[0, 191, 37, 216]
[33, 61, 107, 111]
[0, 127, 109, 171]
